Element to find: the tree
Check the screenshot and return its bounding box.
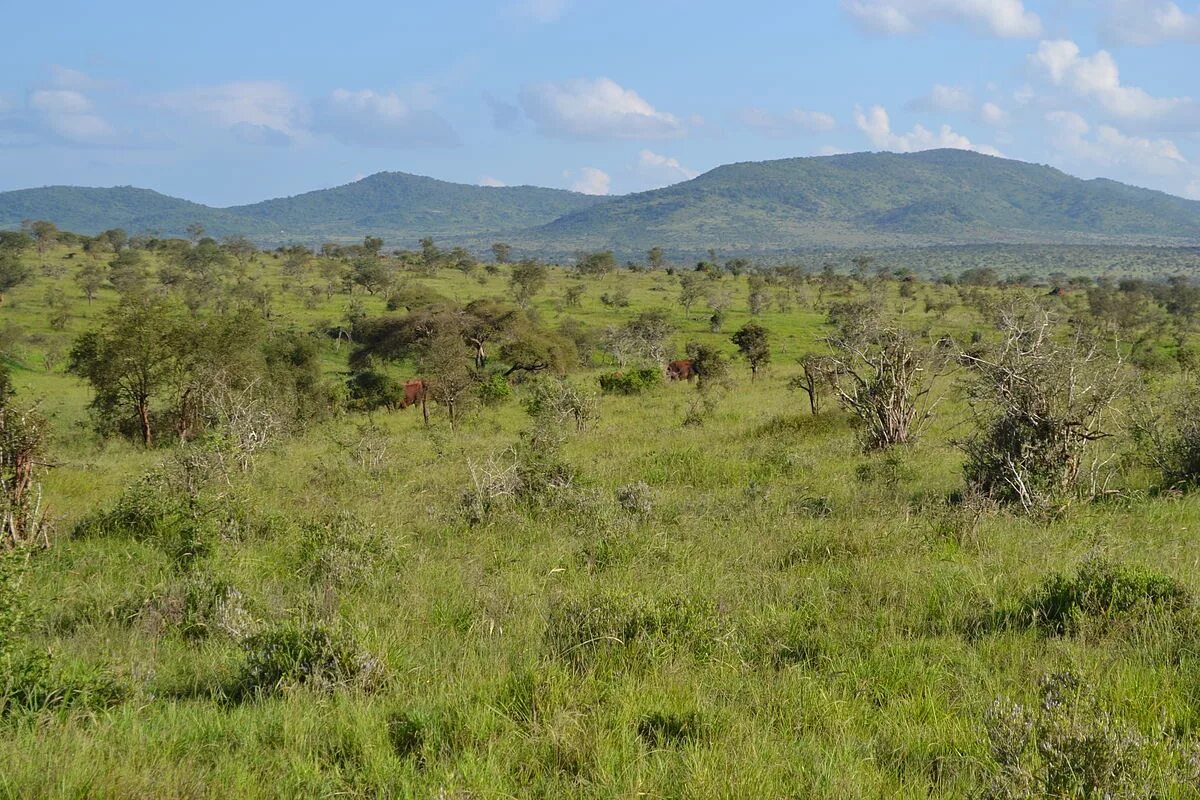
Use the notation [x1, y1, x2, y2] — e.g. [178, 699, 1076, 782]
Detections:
[576, 250, 616, 277]
[491, 242, 513, 264]
[600, 310, 674, 367]
[747, 274, 770, 315]
[731, 322, 771, 379]
[961, 307, 1125, 513]
[419, 330, 474, 430]
[685, 341, 728, 387]
[350, 256, 394, 296]
[23, 220, 58, 265]
[824, 312, 947, 451]
[68, 297, 190, 447]
[186, 223, 206, 243]
[419, 237, 442, 274]
[792, 354, 832, 415]
[76, 262, 107, 303]
[509, 259, 548, 308]
[0, 254, 31, 307]
[678, 272, 705, 317]
[647, 247, 665, 270]
[0, 390, 51, 548]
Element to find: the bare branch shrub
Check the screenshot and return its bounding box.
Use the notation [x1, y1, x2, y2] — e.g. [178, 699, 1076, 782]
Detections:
[960, 306, 1126, 514]
[824, 308, 949, 450]
[0, 401, 51, 548]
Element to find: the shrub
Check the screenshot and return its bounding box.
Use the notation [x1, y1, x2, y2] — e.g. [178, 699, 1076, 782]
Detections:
[986, 557, 1191, 636]
[544, 594, 721, 669]
[980, 672, 1196, 799]
[598, 368, 661, 395]
[1, 651, 125, 716]
[616, 482, 654, 517]
[346, 369, 406, 411]
[476, 372, 513, 406]
[386, 711, 428, 762]
[230, 622, 382, 698]
[524, 378, 597, 431]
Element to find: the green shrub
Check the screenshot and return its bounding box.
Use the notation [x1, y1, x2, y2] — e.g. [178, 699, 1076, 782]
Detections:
[986, 557, 1191, 636]
[386, 711, 428, 763]
[981, 672, 1195, 799]
[615, 482, 654, 517]
[1, 651, 125, 716]
[544, 594, 721, 669]
[598, 368, 661, 395]
[230, 622, 382, 698]
[477, 372, 513, 406]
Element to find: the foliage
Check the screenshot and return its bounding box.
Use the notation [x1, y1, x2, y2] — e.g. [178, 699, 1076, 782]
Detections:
[731, 322, 771, 378]
[598, 368, 661, 395]
[230, 622, 381, 699]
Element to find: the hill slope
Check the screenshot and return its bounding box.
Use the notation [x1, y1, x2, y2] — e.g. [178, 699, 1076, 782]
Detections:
[3, 150, 1199, 253]
[516, 150, 1200, 255]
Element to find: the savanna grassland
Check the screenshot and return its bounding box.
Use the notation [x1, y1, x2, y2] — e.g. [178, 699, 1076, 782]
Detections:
[4, 230, 1200, 799]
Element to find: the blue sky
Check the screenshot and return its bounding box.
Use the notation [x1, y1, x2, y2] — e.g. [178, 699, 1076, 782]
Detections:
[1, 0, 1198, 205]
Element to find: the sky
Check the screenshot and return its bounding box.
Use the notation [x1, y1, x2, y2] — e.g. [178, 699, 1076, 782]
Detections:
[1, 0, 1198, 206]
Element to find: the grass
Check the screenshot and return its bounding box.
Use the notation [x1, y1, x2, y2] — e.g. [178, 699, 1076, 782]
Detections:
[1, 243, 1200, 796]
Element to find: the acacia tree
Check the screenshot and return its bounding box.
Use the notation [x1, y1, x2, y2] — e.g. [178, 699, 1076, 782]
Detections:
[961, 307, 1126, 513]
[647, 247, 665, 270]
[824, 311, 948, 451]
[731, 322, 771, 380]
[68, 297, 190, 447]
[491, 242, 512, 264]
[678, 272, 705, 317]
[509, 259, 548, 308]
[792, 354, 832, 415]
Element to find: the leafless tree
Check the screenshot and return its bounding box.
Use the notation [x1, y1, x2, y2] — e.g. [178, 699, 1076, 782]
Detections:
[959, 306, 1126, 514]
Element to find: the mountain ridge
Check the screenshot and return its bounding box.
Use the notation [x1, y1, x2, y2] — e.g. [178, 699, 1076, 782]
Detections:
[2, 150, 1198, 256]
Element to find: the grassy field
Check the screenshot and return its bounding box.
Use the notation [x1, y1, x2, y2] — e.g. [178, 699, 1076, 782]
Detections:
[2, 242, 1200, 798]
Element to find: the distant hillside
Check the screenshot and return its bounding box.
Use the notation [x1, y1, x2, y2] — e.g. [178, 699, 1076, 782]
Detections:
[513, 150, 1200, 256]
[3, 150, 1199, 255]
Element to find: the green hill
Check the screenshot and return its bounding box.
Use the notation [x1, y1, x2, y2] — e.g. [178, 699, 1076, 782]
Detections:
[3, 150, 1199, 254]
[516, 150, 1200, 256]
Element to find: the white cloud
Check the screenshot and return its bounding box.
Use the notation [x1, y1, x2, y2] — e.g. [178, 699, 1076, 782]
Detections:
[1103, 1, 1200, 45]
[1046, 110, 1188, 177]
[30, 89, 92, 115]
[637, 149, 699, 186]
[855, 104, 1003, 156]
[739, 107, 837, 137]
[48, 66, 113, 92]
[479, 176, 507, 187]
[567, 167, 611, 195]
[28, 88, 117, 145]
[315, 88, 459, 147]
[842, 0, 1042, 38]
[909, 84, 973, 113]
[520, 78, 683, 140]
[508, 0, 570, 23]
[161, 81, 307, 143]
[980, 101, 1009, 126]
[1030, 40, 1184, 119]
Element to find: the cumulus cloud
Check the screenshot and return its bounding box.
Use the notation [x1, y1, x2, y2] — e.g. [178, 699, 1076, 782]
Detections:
[566, 167, 611, 195]
[479, 176, 507, 187]
[739, 107, 837, 137]
[1046, 110, 1188, 177]
[315, 88, 459, 147]
[48, 66, 113, 92]
[980, 101, 1009, 126]
[908, 84, 973, 113]
[842, 0, 1042, 38]
[1102, 1, 1200, 45]
[161, 81, 307, 144]
[855, 104, 1003, 156]
[1030, 40, 1184, 119]
[520, 78, 683, 140]
[27, 88, 118, 145]
[637, 149, 699, 186]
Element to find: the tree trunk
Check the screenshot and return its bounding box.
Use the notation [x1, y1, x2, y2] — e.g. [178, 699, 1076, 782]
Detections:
[421, 392, 429, 427]
[138, 400, 153, 448]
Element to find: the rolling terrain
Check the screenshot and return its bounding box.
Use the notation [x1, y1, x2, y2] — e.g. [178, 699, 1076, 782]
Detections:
[3, 150, 1200, 255]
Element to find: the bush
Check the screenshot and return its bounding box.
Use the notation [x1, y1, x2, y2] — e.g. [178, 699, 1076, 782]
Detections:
[616, 482, 653, 517]
[544, 594, 722, 669]
[636, 711, 708, 747]
[1, 651, 125, 716]
[982, 672, 1196, 798]
[476, 372, 513, 406]
[230, 622, 382, 698]
[598, 368, 661, 395]
[346, 369, 406, 411]
[985, 557, 1191, 636]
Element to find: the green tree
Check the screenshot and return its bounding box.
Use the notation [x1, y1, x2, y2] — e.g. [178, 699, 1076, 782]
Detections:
[576, 250, 616, 277]
[68, 297, 191, 447]
[75, 262, 107, 303]
[678, 272, 705, 317]
[509, 259, 548, 308]
[731, 322, 771, 380]
[491, 242, 513, 264]
[0, 254, 31, 307]
[647, 247, 665, 270]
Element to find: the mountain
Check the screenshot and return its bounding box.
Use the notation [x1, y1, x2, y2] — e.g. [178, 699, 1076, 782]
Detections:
[512, 150, 1200, 256]
[3, 150, 1199, 255]
[0, 173, 606, 245]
